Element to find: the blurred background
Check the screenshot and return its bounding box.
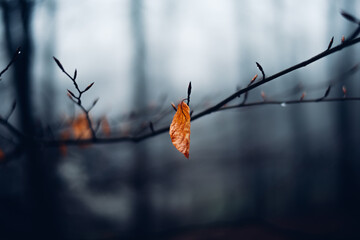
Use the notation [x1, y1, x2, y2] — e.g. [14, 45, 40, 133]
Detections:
[0, 0, 360, 239]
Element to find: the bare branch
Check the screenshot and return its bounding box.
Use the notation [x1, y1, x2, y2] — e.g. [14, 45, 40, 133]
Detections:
[0, 47, 21, 79]
[256, 62, 265, 80]
[54, 57, 97, 139]
[327, 36, 334, 50]
[82, 82, 94, 93]
[190, 36, 360, 122]
[341, 10, 360, 24]
[41, 96, 360, 148]
[33, 35, 360, 147]
[187, 81, 192, 105]
[5, 100, 16, 121]
[219, 97, 360, 111]
[0, 117, 23, 139]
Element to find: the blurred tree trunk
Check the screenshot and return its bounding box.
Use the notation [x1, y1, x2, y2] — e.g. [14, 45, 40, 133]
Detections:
[334, 0, 360, 226]
[129, 0, 151, 237]
[0, 1, 62, 238]
[41, 0, 57, 123]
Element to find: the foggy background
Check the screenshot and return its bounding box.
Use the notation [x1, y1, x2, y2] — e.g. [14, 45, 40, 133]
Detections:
[0, 0, 360, 239]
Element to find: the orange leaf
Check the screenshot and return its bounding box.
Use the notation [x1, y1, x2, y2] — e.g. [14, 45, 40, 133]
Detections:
[169, 101, 191, 159]
[72, 114, 92, 140]
[71, 113, 92, 148]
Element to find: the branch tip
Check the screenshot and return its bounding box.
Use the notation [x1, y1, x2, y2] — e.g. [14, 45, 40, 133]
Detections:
[67, 89, 76, 98]
[53, 56, 65, 72]
[324, 86, 331, 98]
[341, 10, 360, 24]
[149, 122, 154, 133]
[256, 62, 265, 79]
[327, 36, 334, 50]
[6, 100, 17, 120]
[187, 81, 192, 105]
[92, 98, 99, 107]
[84, 82, 94, 92]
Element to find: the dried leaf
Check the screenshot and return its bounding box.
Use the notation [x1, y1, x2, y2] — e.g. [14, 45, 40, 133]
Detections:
[72, 114, 92, 140]
[169, 101, 191, 159]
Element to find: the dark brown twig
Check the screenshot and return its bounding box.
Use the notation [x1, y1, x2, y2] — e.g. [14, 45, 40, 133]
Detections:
[35, 35, 360, 147]
[187, 81, 192, 105]
[327, 36, 334, 50]
[219, 96, 360, 111]
[0, 47, 21, 79]
[0, 117, 23, 139]
[341, 10, 360, 41]
[40, 96, 360, 147]
[5, 100, 16, 121]
[191, 36, 360, 122]
[53, 57, 97, 139]
[256, 62, 265, 80]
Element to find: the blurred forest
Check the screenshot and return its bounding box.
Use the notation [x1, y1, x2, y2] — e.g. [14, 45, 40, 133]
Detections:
[0, 0, 360, 239]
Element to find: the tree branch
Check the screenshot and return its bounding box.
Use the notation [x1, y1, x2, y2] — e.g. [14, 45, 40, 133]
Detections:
[191, 36, 360, 121]
[0, 117, 24, 139]
[33, 36, 360, 148]
[53, 57, 97, 139]
[0, 47, 21, 79]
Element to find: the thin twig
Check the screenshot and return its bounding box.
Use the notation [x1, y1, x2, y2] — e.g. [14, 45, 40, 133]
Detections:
[34, 36, 360, 147]
[341, 10, 360, 41]
[53, 57, 97, 139]
[0, 118, 24, 139]
[219, 97, 360, 111]
[0, 47, 21, 79]
[41, 96, 360, 147]
[5, 100, 16, 121]
[191, 36, 360, 122]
